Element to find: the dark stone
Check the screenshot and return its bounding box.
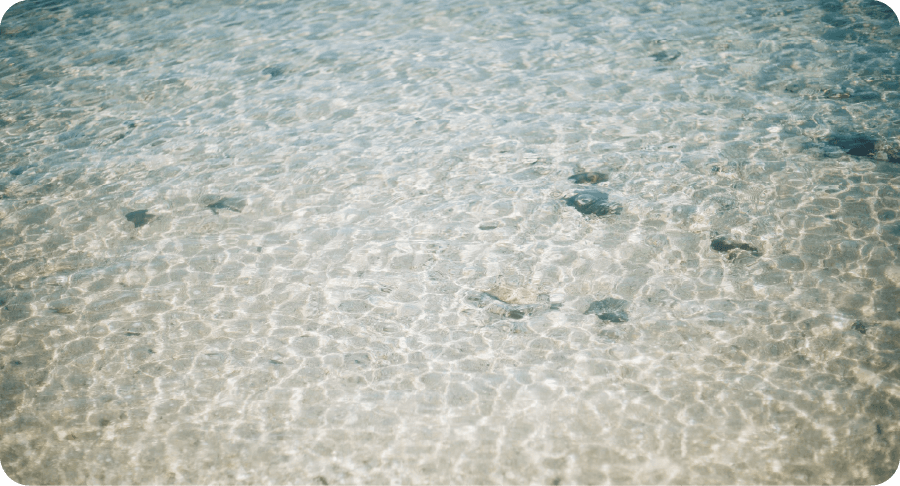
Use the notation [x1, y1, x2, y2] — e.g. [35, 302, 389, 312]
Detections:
[8, 166, 29, 176]
[824, 133, 877, 157]
[480, 292, 526, 320]
[507, 309, 525, 320]
[585, 298, 629, 322]
[848, 90, 881, 102]
[785, 81, 806, 93]
[207, 197, 245, 214]
[883, 147, 900, 164]
[851, 320, 868, 334]
[568, 172, 608, 184]
[651, 50, 680, 62]
[262, 66, 284, 77]
[465, 291, 560, 320]
[710, 236, 760, 256]
[125, 210, 155, 228]
[564, 190, 621, 216]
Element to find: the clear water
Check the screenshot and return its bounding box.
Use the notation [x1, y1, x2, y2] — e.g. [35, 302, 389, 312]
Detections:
[2, 0, 900, 484]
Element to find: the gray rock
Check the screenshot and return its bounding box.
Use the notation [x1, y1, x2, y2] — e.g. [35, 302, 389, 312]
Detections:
[651, 50, 680, 62]
[710, 236, 760, 256]
[584, 298, 629, 322]
[478, 222, 499, 230]
[125, 209, 155, 228]
[465, 291, 560, 320]
[564, 190, 621, 216]
[262, 66, 284, 77]
[584, 297, 628, 322]
[568, 172, 608, 184]
[825, 132, 876, 157]
[206, 196, 245, 214]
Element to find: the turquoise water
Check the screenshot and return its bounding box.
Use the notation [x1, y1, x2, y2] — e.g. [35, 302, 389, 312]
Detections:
[1, 0, 900, 483]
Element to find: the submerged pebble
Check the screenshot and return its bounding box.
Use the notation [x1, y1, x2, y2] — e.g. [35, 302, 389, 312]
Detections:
[125, 209, 155, 228]
[262, 66, 284, 77]
[568, 172, 609, 184]
[710, 236, 760, 256]
[564, 190, 621, 216]
[9, 165, 30, 176]
[206, 196, 246, 214]
[584, 298, 629, 322]
[651, 50, 681, 62]
[465, 291, 560, 320]
[478, 222, 499, 230]
[825, 133, 877, 157]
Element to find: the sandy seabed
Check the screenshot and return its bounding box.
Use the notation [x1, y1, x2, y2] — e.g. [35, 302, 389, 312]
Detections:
[2, 0, 900, 483]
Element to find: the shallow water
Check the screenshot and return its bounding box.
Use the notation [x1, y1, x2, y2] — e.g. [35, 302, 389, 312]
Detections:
[2, 0, 900, 484]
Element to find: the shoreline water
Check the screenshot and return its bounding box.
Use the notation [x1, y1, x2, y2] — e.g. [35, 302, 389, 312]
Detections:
[2, 0, 900, 483]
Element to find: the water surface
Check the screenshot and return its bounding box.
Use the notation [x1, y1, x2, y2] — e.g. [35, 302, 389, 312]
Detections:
[2, 0, 900, 483]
